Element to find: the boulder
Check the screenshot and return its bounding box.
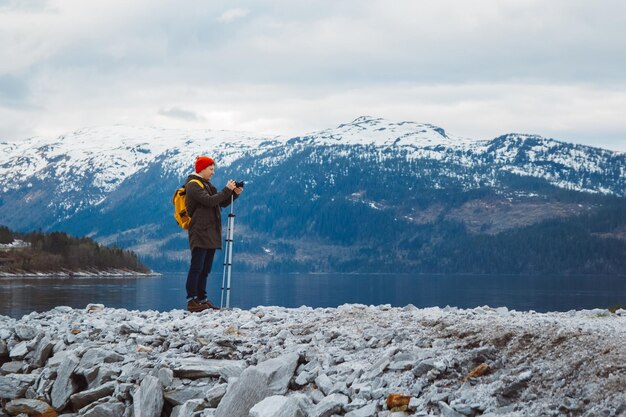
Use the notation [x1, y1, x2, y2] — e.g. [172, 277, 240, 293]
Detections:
[205, 383, 228, 408]
[387, 394, 411, 411]
[81, 400, 125, 417]
[345, 403, 377, 417]
[438, 401, 466, 417]
[69, 382, 115, 410]
[1, 361, 25, 374]
[0, 374, 36, 399]
[32, 336, 55, 368]
[132, 375, 163, 417]
[314, 374, 333, 396]
[214, 367, 273, 417]
[88, 364, 121, 388]
[255, 352, 299, 395]
[249, 395, 304, 417]
[362, 348, 396, 380]
[51, 354, 79, 410]
[310, 393, 349, 417]
[214, 352, 300, 417]
[157, 367, 174, 387]
[172, 358, 245, 380]
[164, 385, 208, 406]
[412, 359, 436, 377]
[77, 348, 124, 373]
[5, 399, 57, 417]
[171, 399, 205, 417]
[9, 341, 30, 359]
[14, 324, 39, 341]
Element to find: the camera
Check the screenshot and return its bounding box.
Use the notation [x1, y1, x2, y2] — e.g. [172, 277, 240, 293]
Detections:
[235, 180, 245, 188]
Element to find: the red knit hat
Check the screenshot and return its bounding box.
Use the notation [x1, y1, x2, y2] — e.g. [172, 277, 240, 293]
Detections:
[195, 156, 215, 173]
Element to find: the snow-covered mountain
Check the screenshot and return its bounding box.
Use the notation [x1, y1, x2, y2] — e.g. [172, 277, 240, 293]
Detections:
[1, 117, 625, 273]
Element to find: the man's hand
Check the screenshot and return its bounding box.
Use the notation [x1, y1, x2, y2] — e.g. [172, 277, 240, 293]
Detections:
[226, 180, 236, 190]
[234, 187, 243, 195]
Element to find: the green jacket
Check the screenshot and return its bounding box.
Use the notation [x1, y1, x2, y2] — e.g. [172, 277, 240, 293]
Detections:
[185, 174, 237, 250]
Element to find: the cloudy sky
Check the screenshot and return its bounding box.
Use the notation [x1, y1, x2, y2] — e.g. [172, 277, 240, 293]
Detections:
[1, 0, 625, 150]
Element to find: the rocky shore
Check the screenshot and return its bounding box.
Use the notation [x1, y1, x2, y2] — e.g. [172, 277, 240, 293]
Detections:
[1, 304, 625, 417]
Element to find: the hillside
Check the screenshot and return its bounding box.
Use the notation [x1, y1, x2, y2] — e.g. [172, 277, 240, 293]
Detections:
[0, 117, 625, 273]
[0, 226, 151, 276]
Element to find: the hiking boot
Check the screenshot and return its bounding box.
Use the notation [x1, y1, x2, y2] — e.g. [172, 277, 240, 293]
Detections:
[187, 299, 208, 313]
[198, 298, 221, 310]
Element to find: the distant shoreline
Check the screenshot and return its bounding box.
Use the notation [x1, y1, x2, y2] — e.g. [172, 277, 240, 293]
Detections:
[0, 269, 160, 278]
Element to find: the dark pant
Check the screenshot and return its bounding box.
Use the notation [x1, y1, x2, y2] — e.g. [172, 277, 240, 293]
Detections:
[186, 247, 217, 300]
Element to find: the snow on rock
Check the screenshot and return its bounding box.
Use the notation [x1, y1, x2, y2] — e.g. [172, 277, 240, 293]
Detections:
[0, 304, 624, 416]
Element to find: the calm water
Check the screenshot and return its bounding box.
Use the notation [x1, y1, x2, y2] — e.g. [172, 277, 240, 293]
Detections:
[1, 272, 625, 318]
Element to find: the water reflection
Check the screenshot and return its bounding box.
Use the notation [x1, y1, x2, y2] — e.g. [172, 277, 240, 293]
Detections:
[1, 273, 624, 318]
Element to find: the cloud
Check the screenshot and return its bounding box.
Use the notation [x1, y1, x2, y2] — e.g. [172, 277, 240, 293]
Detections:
[217, 7, 249, 23]
[158, 107, 205, 122]
[0, 0, 625, 151]
[0, 75, 30, 105]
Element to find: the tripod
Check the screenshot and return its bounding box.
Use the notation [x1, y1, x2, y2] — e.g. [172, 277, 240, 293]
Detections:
[220, 195, 236, 308]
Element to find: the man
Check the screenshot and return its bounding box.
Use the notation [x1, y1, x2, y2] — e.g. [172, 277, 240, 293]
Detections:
[185, 156, 243, 312]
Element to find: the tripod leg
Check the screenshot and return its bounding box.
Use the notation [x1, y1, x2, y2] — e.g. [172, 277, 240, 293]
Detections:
[221, 196, 236, 309]
[225, 212, 235, 308]
[220, 239, 229, 308]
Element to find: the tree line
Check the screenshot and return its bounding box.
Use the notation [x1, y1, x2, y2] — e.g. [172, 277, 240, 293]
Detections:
[0, 226, 149, 274]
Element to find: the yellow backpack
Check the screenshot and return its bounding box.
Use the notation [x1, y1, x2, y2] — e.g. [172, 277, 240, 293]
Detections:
[172, 179, 204, 230]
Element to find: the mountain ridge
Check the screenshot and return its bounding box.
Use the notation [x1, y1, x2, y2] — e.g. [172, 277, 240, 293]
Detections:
[1, 117, 625, 273]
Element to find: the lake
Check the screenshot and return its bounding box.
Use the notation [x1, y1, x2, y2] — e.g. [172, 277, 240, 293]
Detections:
[1, 272, 625, 318]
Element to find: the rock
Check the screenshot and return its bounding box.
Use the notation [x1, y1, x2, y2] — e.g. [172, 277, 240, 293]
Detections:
[294, 370, 313, 386]
[255, 352, 300, 395]
[439, 401, 466, 417]
[1, 360, 25, 374]
[412, 359, 436, 377]
[0, 374, 36, 399]
[560, 396, 584, 412]
[164, 384, 208, 406]
[314, 374, 333, 396]
[33, 336, 55, 368]
[497, 371, 532, 404]
[214, 352, 300, 417]
[81, 400, 125, 417]
[88, 364, 121, 388]
[51, 354, 79, 410]
[5, 399, 57, 417]
[85, 304, 105, 313]
[171, 399, 205, 417]
[386, 394, 411, 411]
[468, 346, 497, 364]
[77, 348, 124, 373]
[345, 402, 377, 417]
[132, 375, 163, 417]
[0, 339, 8, 357]
[362, 348, 396, 380]
[69, 382, 115, 410]
[464, 363, 489, 381]
[205, 383, 228, 408]
[14, 324, 39, 341]
[249, 395, 304, 417]
[172, 358, 245, 379]
[345, 368, 363, 387]
[9, 341, 30, 359]
[275, 329, 293, 341]
[310, 393, 348, 417]
[157, 367, 174, 387]
[215, 366, 273, 417]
